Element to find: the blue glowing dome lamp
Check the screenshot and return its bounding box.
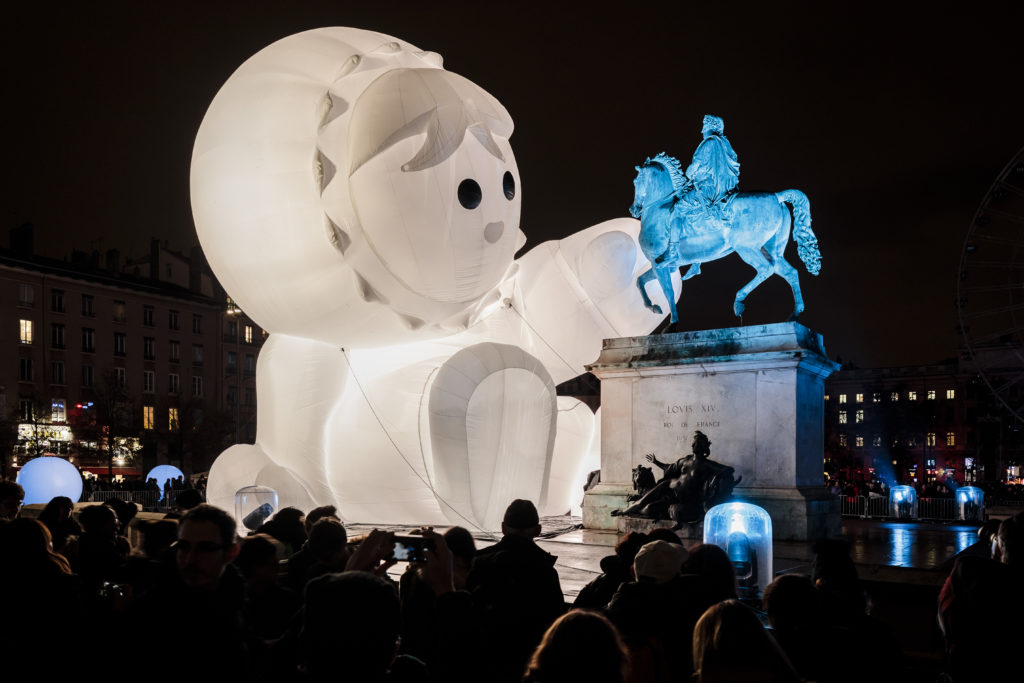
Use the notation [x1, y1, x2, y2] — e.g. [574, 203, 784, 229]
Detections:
[234, 485, 278, 532]
[956, 486, 984, 522]
[146, 465, 185, 494]
[889, 485, 918, 520]
[704, 502, 773, 599]
[17, 456, 84, 505]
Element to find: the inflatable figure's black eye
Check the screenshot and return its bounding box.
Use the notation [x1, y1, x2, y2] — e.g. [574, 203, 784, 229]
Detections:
[503, 171, 516, 200]
[458, 179, 482, 209]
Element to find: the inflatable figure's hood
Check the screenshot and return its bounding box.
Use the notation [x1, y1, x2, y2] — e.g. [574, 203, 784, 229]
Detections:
[191, 28, 524, 347]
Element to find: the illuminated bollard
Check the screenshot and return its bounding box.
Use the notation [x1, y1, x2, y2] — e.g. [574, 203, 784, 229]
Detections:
[704, 502, 773, 599]
[16, 456, 84, 505]
[956, 486, 984, 522]
[234, 485, 278, 533]
[889, 485, 917, 520]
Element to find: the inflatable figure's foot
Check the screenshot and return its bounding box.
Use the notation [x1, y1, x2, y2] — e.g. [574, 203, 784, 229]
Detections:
[208, 443, 320, 515]
[734, 300, 746, 317]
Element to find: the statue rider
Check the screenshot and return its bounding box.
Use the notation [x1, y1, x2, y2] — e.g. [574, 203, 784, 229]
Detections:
[684, 114, 740, 221]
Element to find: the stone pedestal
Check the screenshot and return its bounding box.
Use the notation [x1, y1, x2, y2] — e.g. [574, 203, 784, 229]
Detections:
[581, 322, 840, 541]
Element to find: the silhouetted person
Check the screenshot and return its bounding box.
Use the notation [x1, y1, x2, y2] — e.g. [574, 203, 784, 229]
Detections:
[762, 574, 828, 681]
[574, 531, 649, 610]
[466, 499, 566, 683]
[692, 600, 800, 683]
[523, 609, 629, 683]
[0, 480, 25, 520]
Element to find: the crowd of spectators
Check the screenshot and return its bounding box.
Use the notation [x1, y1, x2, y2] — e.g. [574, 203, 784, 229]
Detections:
[1, 477, 1020, 682]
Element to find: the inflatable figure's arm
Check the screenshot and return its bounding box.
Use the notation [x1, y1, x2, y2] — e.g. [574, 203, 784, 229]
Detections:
[511, 217, 678, 385]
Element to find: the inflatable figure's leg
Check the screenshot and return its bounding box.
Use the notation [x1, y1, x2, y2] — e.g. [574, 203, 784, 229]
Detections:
[207, 334, 345, 514]
[427, 343, 558, 532]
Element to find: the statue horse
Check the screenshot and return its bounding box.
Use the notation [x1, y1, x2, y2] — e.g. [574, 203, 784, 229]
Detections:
[629, 152, 820, 323]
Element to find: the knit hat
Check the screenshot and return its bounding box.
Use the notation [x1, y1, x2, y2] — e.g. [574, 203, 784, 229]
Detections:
[502, 499, 540, 530]
[633, 540, 688, 584]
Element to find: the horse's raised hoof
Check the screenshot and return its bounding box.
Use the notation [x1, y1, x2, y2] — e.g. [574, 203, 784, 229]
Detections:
[733, 301, 746, 317]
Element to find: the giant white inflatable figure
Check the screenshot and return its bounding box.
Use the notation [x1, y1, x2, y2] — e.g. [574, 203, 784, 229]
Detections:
[191, 28, 675, 531]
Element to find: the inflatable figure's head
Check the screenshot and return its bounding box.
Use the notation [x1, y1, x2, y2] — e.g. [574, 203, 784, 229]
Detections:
[191, 29, 524, 347]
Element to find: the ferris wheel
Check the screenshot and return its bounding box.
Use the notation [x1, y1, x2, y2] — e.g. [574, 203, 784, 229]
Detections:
[956, 147, 1024, 424]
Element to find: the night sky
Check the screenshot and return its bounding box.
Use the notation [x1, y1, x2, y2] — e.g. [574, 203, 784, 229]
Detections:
[6, 1, 1022, 368]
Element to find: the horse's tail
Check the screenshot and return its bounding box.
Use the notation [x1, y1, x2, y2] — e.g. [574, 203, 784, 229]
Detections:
[777, 189, 820, 275]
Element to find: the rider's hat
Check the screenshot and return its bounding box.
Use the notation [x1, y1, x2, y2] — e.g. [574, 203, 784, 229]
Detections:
[702, 115, 725, 135]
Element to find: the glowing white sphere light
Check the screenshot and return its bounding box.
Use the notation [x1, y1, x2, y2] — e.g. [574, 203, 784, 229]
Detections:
[16, 457, 83, 505]
[146, 465, 185, 493]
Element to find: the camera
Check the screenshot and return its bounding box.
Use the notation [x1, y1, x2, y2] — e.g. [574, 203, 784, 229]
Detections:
[390, 534, 435, 562]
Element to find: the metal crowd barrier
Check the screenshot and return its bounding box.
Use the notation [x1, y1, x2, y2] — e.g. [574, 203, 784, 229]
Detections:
[840, 495, 970, 521]
[87, 490, 202, 509]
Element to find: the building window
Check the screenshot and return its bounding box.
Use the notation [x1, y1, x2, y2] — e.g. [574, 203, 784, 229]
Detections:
[20, 400, 34, 421]
[114, 332, 126, 356]
[113, 300, 126, 323]
[908, 391, 917, 401]
[227, 320, 238, 338]
[193, 344, 203, 365]
[18, 284, 34, 307]
[51, 323, 65, 349]
[143, 305, 154, 326]
[193, 314, 203, 334]
[824, 394, 830, 402]
[143, 370, 155, 393]
[168, 310, 179, 330]
[51, 399, 66, 423]
[890, 392, 899, 402]
[244, 325, 253, 344]
[927, 390, 936, 400]
[855, 409, 864, 423]
[908, 436, 917, 448]
[926, 458, 936, 468]
[872, 392, 880, 403]
[19, 319, 33, 344]
[168, 373, 179, 395]
[926, 432, 936, 447]
[18, 358, 32, 381]
[245, 354, 255, 373]
[169, 407, 179, 431]
[227, 351, 237, 372]
[81, 364, 94, 387]
[81, 294, 94, 317]
[872, 434, 882, 447]
[946, 389, 955, 399]
[855, 393, 864, 403]
[192, 376, 203, 397]
[946, 432, 955, 447]
[81, 328, 95, 353]
[839, 411, 848, 424]
[838, 394, 847, 404]
[144, 337, 155, 360]
[115, 367, 126, 388]
[51, 361, 65, 385]
[50, 289, 65, 313]
[227, 386, 237, 404]
[169, 340, 180, 362]
[143, 405, 154, 430]
[838, 434, 848, 447]
[855, 435, 864, 448]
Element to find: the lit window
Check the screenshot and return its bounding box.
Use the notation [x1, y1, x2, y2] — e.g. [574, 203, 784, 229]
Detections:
[143, 405, 154, 430]
[855, 393, 864, 403]
[143, 371, 155, 393]
[824, 394, 830, 402]
[168, 373, 179, 395]
[18, 358, 32, 381]
[890, 392, 899, 402]
[51, 361, 65, 385]
[908, 391, 917, 400]
[838, 434, 847, 447]
[113, 300, 126, 323]
[244, 325, 253, 344]
[872, 392, 880, 403]
[839, 411, 848, 424]
[114, 332, 126, 356]
[927, 390, 936, 400]
[192, 376, 203, 397]
[143, 305, 154, 326]
[855, 435, 864, 447]
[50, 289, 65, 313]
[946, 432, 955, 447]
[19, 319, 33, 344]
[855, 410, 864, 423]
[19, 284, 34, 307]
[872, 435, 882, 447]
[838, 394, 847, 404]
[169, 407, 179, 431]
[926, 432, 936, 446]
[51, 399, 66, 423]
[926, 458, 936, 468]
[946, 389, 955, 399]
[115, 367, 126, 388]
